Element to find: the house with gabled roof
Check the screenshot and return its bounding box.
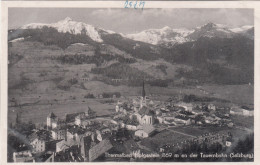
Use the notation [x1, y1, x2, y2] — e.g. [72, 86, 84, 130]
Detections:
[28, 130, 51, 153]
[135, 125, 155, 138]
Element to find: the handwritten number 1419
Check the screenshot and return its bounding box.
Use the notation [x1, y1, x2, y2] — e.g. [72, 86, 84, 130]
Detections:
[124, 0, 145, 10]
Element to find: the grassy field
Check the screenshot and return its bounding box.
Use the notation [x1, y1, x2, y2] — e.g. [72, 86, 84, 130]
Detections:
[170, 125, 249, 137]
[140, 130, 191, 151]
[8, 99, 115, 124]
[200, 84, 254, 106]
[140, 125, 249, 151]
[230, 115, 254, 129]
[170, 125, 230, 137]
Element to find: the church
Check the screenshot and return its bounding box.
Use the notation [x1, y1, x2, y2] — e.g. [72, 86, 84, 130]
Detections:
[133, 81, 155, 125]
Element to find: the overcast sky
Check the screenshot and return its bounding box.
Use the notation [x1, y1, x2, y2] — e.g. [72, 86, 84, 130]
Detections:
[9, 8, 253, 33]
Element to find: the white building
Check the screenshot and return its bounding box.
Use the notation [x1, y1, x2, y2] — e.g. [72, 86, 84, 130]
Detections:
[13, 150, 34, 162]
[51, 128, 66, 140]
[28, 130, 50, 153]
[135, 125, 155, 138]
[135, 107, 155, 125]
[30, 138, 46, 153]
[208, 104, 216, 111]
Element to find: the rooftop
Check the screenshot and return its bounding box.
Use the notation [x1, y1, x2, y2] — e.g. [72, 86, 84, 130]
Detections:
[34, 152, 53, 162]
[175, 115, 190, 121]
[141, 125, 155, 134]
[29, 130, 51, 142]
[67, 125, 86, 135]
[55, 145, 84, 162]
[139, 106, 155, 116]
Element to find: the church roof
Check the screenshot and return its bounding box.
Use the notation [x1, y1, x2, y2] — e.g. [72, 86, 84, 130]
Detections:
[138, 106, 155, 116]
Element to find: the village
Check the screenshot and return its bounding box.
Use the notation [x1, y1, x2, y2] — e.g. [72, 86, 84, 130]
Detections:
[9, 82, 254, 162]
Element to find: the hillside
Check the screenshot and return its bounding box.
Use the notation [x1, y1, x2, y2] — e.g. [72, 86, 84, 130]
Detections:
[8, 19, 254, 89]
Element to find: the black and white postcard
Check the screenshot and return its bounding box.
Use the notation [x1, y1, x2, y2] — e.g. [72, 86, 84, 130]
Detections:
[1, 1, 260, 164]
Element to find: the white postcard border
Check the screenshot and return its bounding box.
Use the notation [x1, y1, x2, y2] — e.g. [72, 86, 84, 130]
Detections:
[1, 1, 260, 164]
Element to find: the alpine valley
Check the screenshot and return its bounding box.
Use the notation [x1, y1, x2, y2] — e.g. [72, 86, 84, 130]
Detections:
[8, 17, 254, 124]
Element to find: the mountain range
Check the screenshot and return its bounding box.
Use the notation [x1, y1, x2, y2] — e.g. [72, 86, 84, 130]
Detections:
[8, 17, 254, 88]
[12, 17, 254, 46]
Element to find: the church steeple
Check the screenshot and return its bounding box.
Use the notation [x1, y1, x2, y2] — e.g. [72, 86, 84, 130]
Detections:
[139, 80, 147, 109]
[142, 80, 146, 98]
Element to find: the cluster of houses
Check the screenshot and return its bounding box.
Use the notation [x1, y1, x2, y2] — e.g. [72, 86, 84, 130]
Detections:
[112, 81, 254, 155]
[113, 82, 251, 140]
[12, 107, 119, 162]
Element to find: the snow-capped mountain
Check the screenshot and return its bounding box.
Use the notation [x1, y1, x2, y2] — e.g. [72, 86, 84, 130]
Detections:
[21, 17, 106, 42]
[126, 26, 193, 45]
[126, 22, 254, 46]
[16, 18, 254, 46]
[187, 22, 234, 40]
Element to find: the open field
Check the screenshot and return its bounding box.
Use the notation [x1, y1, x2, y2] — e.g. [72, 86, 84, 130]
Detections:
[170, 125, 229, 137]
[140, 125, 249, 152]
[170, 125, 249, 138]
[8, 82, 254, 125]
[230, 115, 254, 129]
[8, 99, 115, 124]
[200, 84, 254, 106]
[140, 130, 191, 151]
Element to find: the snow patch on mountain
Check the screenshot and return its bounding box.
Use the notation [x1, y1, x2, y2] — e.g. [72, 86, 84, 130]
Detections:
[229, 25, 254, 33]
[187, 22, 235, 40]
[21, 17, 104, 43]
[126, 26, 193, 45]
